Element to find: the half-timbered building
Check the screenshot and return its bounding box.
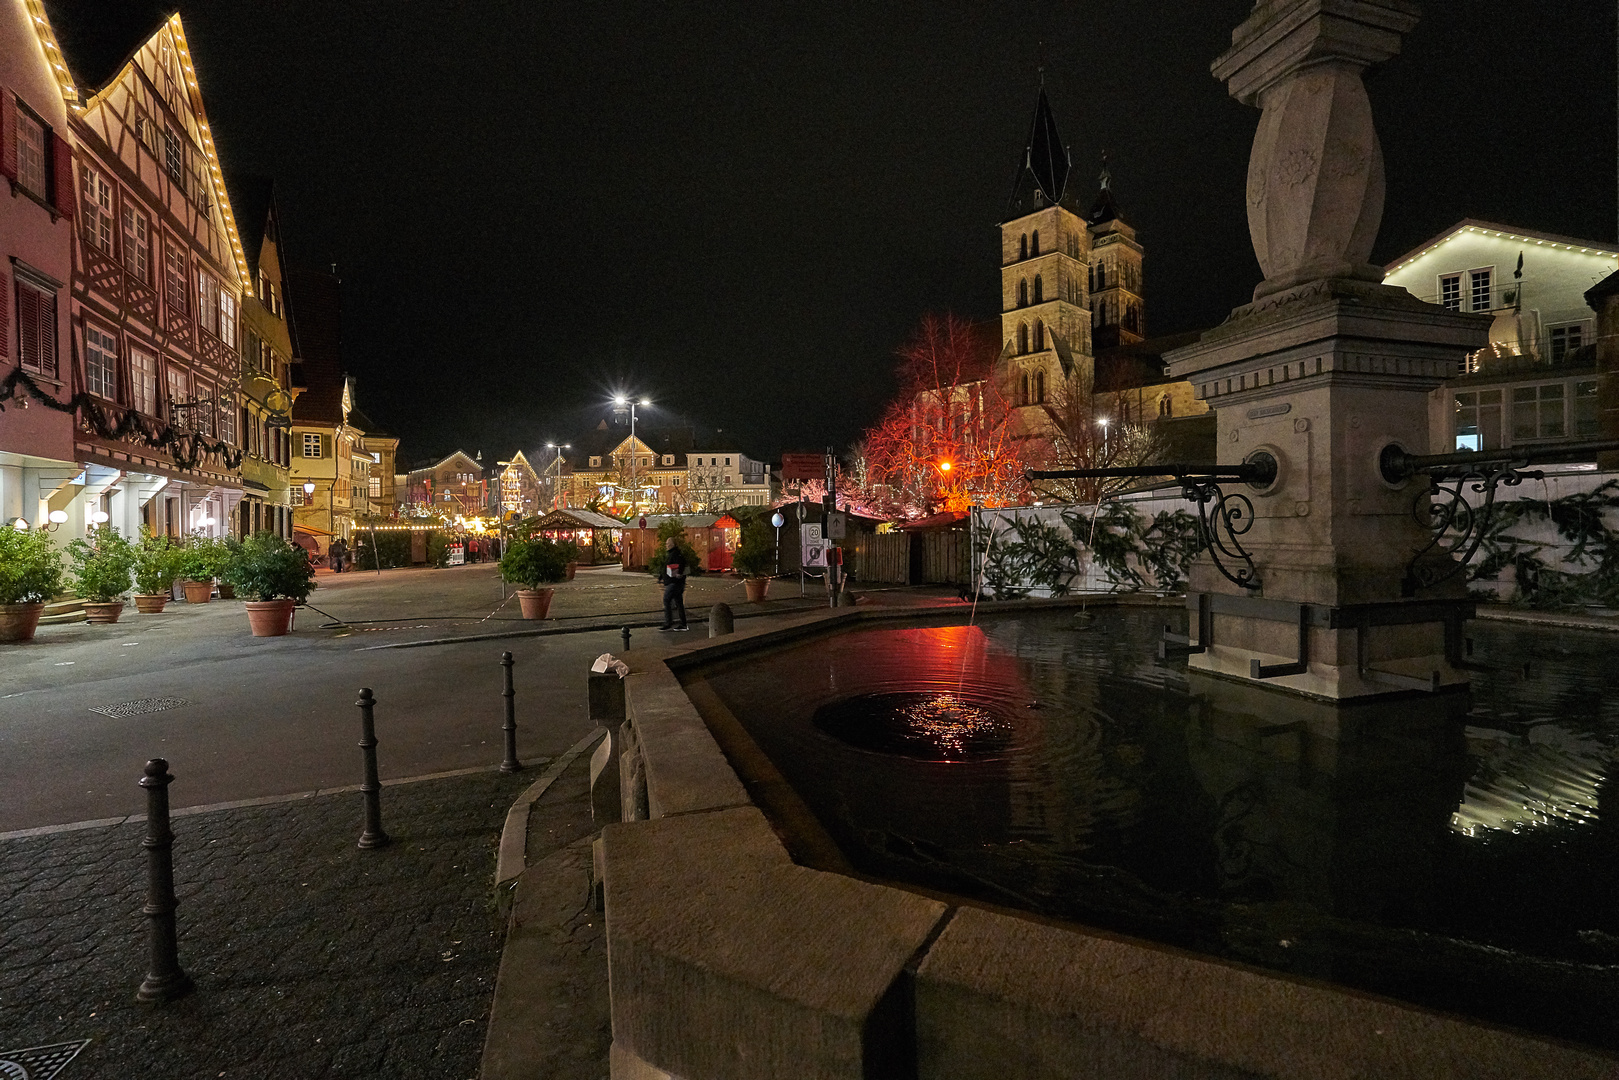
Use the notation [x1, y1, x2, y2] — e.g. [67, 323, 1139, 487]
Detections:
[1, 0, 79, 546]
[46, 7, 250, 539]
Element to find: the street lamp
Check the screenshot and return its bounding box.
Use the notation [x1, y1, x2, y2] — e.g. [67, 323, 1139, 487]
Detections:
[1097, 416, 1111, 456]
[771, 510, 784, 576]
[544, 442, 570, 510]
[611, 395, 651, 512]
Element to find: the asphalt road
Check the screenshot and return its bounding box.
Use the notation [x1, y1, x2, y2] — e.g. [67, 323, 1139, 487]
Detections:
[0, 565, 643, 833]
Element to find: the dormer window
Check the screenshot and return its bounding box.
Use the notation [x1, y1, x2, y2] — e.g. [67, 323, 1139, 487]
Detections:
[590, 456, 602, 468]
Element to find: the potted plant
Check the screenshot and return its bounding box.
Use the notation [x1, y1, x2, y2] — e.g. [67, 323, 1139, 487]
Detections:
[220, 531, 318, 637]
[0, 523, 65, 642]
[733, 517, 775, 602]
[132, 528, 179, 613]
[67, 526, 137, 624]
[498, 536, 571, 619]
[215, 535, 242, 599]
[175, 536, 221, 604]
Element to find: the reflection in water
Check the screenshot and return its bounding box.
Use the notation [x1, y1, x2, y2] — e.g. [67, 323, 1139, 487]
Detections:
[696, 609, 1619, 1051]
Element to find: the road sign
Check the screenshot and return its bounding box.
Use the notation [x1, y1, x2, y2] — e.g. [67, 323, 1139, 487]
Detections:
[827, 511, 846, 540]
[781, 453, 823, 483]
[801, 522, 827, 567]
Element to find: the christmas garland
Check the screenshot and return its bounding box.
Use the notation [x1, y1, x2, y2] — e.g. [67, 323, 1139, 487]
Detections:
[1, 366, 245, 472]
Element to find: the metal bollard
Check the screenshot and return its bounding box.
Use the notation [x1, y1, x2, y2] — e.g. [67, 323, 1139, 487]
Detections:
[621, 625, 631, 652]
[137, 758, 192, 1003]
[500, 652, 522, 773]
[356, 688, 390, 849]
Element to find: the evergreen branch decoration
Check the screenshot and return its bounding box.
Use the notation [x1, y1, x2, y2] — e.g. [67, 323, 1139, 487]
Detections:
[0, 366, 244, 472]
[976, 503, 1206, 597]
[1468, 480, 1619, 610]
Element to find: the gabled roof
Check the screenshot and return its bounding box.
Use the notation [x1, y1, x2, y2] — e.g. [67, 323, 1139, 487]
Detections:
[287, 268, 344, 425]
[534, 508, 625, 530]
[1003, 88, 1080, 223]
[414, 450, 481, 475]
[41, 0, 174, 95]
[1386, 220, 1619, 275]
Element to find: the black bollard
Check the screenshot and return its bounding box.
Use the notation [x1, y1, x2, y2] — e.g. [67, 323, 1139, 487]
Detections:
[500, 652, 522, 773]
[356, 688, 390, 849]
[137, 758, 192, 1003]
[621, 625, 631, 652]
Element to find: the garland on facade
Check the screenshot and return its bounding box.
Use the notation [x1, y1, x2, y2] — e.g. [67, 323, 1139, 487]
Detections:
[1471, 480, 1619, 609]
[1, 366, 244, 472]
[976, 503, 1204, 599]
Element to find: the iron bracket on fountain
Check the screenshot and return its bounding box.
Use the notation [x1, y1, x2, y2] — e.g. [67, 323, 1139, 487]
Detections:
[1027, 456, 1277, 594]
[1378, 439, 1619, 598]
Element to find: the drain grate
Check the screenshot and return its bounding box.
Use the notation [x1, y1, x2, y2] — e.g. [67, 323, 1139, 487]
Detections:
[0, 1040, 90, 1079]
[88, 697, 191, 718]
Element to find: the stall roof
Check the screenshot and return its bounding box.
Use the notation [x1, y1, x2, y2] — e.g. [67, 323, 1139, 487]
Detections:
[899, 510, 971, 532]
[631, 514, 719, 530]
[534, 509, 625, 530]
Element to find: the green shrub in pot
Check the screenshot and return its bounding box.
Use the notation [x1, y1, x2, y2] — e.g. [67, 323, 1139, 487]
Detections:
[220, 531, 318, 602]
[0, 523, 65, 604]
[66, 526, 136, 602]
[133, 528, 180, 595]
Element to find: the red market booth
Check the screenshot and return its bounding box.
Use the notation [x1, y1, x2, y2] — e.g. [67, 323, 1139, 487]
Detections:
[620, 514, 739, 573]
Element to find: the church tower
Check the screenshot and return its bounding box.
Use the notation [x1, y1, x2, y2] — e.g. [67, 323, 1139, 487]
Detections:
[1087, 159, 1146, 350]
[999, 89, 1092, 423]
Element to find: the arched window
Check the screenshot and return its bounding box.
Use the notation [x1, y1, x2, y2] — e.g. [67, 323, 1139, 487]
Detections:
[1095, 262, 1106, 290]
[1020, 372, 1031, 405]
[1088, 264, 1095, 292]
[1031, 230, 1040, 256]
[1018, 323, 1029, 354]
[1018, 279, 1028, 307]
[1019, 234, 1028, 260]
[1159, 394, 1172, 418]
[1035, 370, 1046, 403]
[1033, 275, 1043, 304]
[1034, 320, 1045, 351]
[1125, 303, 1139, 333]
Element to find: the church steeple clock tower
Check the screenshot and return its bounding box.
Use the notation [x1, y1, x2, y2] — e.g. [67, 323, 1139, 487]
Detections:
[1087, 157, 1146, 350]
[999, 88, 1092, 423]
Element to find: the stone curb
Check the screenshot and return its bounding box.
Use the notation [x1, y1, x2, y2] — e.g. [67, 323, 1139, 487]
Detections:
[493, 727, 607, 891]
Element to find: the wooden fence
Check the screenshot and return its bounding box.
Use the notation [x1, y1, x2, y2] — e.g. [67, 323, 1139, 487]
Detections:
[853, 531, 971, 585]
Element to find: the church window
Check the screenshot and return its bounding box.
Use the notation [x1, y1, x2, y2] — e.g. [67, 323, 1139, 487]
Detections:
[1033, 275, 1043, 303]
[1020, 373, 1031, 406]
[1031, 231, 1040, 256]
[1018, 323, 1029, 354]
[1018, 279, 1028, 307]
[1160, 395, 1172, 418]
[1035, 371, 1046, 404]
[1034, 320, 1045, 351]
[1019, 234, 1028, 260]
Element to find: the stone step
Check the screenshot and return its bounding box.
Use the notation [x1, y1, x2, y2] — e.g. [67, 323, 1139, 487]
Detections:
[40, 595, 87, 625]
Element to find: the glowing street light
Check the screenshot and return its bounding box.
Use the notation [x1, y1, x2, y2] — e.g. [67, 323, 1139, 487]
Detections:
[611, 395, 652, 512]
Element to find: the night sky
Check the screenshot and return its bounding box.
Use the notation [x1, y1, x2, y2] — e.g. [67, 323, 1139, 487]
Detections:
[132, 2, 1619, 465]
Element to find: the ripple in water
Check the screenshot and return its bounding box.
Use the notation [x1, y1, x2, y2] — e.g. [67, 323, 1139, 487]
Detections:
[814, 691, 1019, 760]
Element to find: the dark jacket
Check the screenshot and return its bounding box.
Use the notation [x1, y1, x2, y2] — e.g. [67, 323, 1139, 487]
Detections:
[657, 545, 690, 584]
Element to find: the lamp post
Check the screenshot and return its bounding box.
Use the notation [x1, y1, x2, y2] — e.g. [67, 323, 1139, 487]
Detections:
[612, 396, 651, 513]
[771, 510, 784, 576]
[544, 442, 570, 511]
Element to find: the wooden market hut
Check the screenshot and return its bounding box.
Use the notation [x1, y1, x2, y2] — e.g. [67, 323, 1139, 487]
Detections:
[529, 508, 624, 565]
[620, 514, 741, 573]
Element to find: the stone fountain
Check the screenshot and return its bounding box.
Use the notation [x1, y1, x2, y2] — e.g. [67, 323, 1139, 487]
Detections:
[1160, 0, 1493, 702]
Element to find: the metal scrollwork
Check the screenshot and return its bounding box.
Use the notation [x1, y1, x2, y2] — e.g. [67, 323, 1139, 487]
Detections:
[1403, 462, 1539, 595]
[1183, 479, 1261, 590]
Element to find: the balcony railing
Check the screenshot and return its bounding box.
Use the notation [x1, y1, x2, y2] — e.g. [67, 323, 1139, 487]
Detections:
[1410, 279, 1529, 315]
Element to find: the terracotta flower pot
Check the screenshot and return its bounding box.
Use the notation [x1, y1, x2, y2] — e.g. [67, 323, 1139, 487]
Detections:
[83, 601, 125, 625]
[217, 583, 236, 600]
[744, 577, 770, 603]
[133, 594, 169, 614]
[565, 562, 577, 581]
[516, 588, 554, 620]
[180, 579, 213, 604]
[0, 602, 45, 643]
[244, 599, 297, 637]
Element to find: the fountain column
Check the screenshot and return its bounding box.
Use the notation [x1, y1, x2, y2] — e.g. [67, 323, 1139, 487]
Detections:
[1164, 1, 1492, 703]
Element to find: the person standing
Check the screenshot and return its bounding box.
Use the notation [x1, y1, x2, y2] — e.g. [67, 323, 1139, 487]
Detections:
[330, 536, 348, 573]
[657, 536, 690, 631]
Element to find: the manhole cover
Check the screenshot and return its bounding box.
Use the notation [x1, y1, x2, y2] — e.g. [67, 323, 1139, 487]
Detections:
[88, 698, 191, 718]
[0, 1040, 90, 1079]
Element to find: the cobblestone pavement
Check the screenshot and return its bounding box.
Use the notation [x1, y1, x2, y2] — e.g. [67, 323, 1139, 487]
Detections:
[0, 769, 535, 1079]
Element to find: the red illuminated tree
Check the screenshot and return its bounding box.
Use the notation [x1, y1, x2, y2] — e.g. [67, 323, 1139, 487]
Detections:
[854, 313, 1035, 516]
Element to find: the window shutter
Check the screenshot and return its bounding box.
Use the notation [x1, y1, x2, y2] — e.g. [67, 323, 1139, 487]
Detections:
[50, 134, 74, 219]
[0, 89, 16, 182]
[323, 434, 331, 458]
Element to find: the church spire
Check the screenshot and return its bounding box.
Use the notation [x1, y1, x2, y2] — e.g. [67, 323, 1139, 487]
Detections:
[1003, 86, 1073, 221]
